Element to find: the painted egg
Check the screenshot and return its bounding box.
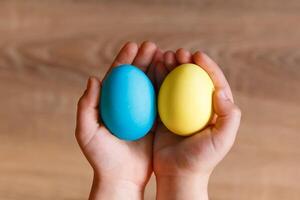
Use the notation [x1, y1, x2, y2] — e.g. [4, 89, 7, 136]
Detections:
[158, 63, 214, 136]
[100, 64, 156, 141]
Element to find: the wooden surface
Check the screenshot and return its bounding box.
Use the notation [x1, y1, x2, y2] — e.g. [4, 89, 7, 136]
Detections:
[1, 0, 300, 199]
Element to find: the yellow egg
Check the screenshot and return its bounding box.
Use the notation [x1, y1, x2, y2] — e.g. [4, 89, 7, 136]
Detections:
[158, 63, 214, 136]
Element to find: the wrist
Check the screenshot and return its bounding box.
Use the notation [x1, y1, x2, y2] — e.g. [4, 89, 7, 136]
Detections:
[155, 174, 210, 200]
[89, 173, 145, 200]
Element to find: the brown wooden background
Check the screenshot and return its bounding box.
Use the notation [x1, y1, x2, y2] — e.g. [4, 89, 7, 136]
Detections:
[1, 0, 300, 199]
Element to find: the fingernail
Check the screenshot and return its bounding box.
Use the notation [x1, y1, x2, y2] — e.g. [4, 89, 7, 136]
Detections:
[218, 90, 228, 100]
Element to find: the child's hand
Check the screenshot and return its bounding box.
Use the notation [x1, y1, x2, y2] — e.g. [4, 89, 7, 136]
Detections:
[75, 42, 158, 200]
[149, 49, 241, 200]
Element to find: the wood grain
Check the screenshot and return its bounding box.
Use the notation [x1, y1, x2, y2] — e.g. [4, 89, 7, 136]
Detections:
[0, 0, 299, 199]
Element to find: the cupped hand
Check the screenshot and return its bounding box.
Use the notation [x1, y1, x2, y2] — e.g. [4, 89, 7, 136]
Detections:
[75, 41, 159, 199]
[149, 48, 242, 179]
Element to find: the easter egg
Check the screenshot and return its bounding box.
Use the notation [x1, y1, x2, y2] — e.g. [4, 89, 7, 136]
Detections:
[100, 64, 156, 141]
[158, 63, 214, 136]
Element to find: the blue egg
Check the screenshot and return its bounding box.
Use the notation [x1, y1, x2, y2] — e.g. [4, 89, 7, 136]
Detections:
[100, 64, 156, 141]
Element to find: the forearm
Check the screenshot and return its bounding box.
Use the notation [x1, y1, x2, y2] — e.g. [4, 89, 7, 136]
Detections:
[89, 174, 144, 200]
[156, 175, 209, 200]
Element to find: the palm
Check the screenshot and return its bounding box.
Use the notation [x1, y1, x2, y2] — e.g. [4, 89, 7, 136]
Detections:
[154, 123, 220, 176]
[82, 126, 153, 185]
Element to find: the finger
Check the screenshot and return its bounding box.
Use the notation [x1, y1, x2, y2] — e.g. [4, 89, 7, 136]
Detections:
[164, 50, 177, 72]
[111, 42, 138, 68]
[147, 48, 164, 88]
[155, 61, 168, 91]
[192, 51, 234, 102]
[176, 48, 192, 64]
[133, 41, 157, 72]
[211, 89, 241, 151]
[76, 77, 101, 137]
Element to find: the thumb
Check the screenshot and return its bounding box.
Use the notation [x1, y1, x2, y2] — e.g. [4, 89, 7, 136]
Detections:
[76, 77, 101, 144]
[212, 89, 241, 150]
